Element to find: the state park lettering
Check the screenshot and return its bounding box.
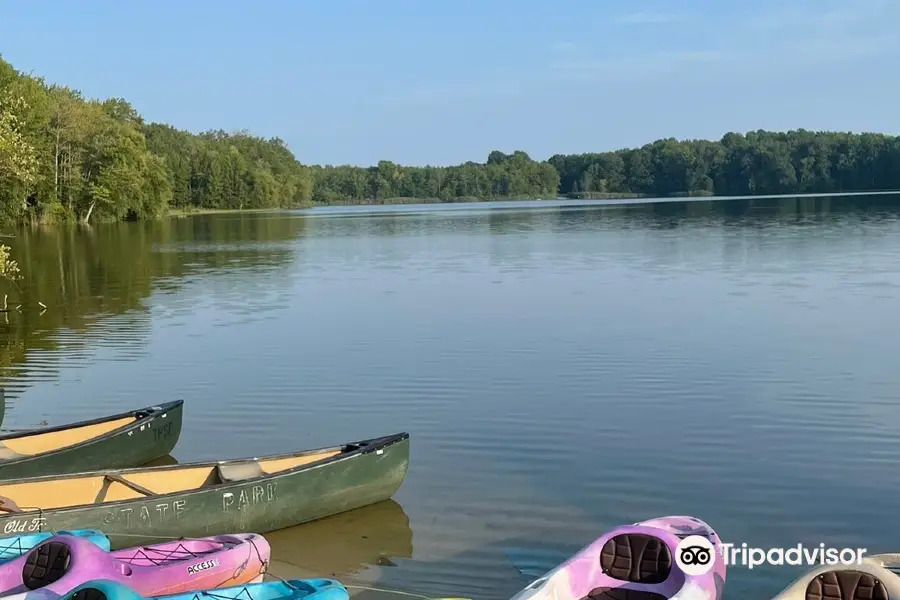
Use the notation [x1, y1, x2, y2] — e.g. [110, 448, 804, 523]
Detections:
[0, 483, 277, 535]
[101, 499, 187, 528]
[222, 482, 277, 512]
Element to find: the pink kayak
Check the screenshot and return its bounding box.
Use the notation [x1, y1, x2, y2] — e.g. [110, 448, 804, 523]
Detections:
[0, 532, 270, 597]
[509, 515, 726, 600]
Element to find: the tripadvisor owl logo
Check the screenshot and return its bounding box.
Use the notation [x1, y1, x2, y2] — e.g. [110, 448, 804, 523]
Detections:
[674, 536, 868, 572]
[675, 535, 716, 576]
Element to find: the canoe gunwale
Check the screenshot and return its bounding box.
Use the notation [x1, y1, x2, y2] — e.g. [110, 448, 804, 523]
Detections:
[0, 400, 183, 467]
[0, 399, 183, 441]
[0, 431, 409, 517]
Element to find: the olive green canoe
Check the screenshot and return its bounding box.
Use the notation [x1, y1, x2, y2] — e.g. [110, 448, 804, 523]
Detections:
[0, 400, 183, 479]
[0, 432, 409, 548]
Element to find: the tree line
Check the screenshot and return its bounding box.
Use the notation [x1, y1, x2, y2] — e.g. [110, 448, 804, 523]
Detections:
[0, 56, 314, 225]
[2, 54, 900, 226]
[310, 150, 560, 204]
[549, 131, 900, 199]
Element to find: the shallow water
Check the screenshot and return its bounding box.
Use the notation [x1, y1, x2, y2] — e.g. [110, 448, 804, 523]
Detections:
[2, 194, 900, 599]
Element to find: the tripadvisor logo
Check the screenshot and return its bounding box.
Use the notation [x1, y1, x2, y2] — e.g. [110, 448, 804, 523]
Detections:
[675, 536, 867, 573]
[675, 536, 716, 576]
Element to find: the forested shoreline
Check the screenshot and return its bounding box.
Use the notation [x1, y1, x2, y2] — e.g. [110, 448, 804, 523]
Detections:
[2, 54, 900, 227]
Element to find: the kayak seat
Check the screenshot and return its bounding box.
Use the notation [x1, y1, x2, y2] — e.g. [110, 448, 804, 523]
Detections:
[599, 533, 672, 584]
[0, 442, 23, 462]
[584, 590, 668, 600]
[216, 462, 266, 483]
[22, 541, 71, 590]
[72, 589, 107, 600]
[806, 570, 889, 600]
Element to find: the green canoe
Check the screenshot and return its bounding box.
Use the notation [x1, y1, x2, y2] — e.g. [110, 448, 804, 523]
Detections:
[0, 432, 409, 548]
[0, 400, 183, 479]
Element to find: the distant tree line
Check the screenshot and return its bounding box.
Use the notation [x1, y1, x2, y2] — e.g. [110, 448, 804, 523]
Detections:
[548, 132, 900, 199]
[311, 132, 900, 204]
[2, 54, 900, 226]
[309, 150, 560, 204]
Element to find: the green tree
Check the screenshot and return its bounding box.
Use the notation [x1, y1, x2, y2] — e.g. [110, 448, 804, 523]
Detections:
[0, 92, 38, 221]
[3, 53, 900, 220]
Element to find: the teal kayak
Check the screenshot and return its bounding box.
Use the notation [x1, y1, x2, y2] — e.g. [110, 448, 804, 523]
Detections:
[0, 530, 109, 563]
[15, 578, 350, 600]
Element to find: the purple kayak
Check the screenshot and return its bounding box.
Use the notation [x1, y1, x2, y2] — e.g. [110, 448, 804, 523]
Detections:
[509, 515, 726, 600]
[0, 532, 270, 597]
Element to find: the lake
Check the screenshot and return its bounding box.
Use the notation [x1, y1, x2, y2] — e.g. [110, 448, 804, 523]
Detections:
[2, 194, 900, 600]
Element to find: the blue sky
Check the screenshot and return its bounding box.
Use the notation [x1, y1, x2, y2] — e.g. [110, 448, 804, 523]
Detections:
[2, 0, 898, 166]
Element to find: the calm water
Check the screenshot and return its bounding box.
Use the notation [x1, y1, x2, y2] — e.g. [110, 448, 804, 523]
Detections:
[2, 194, 900, 599]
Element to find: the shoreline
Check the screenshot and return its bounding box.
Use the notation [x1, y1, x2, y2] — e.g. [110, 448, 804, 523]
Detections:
[163, 189, 900, 218]
[166, 207, 288, 217]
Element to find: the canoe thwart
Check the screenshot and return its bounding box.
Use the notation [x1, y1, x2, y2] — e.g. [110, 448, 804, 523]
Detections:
[0, 443, 23, 462]
[0, 496, 22, 513]
[103, 474, 155, 497]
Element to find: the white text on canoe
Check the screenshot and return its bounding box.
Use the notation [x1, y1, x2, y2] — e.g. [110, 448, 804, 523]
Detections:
[101, 500, 187, 528]
[128, 418, 175, 442]
[222, 483, 277, 512]
[3, 517, 47, 535]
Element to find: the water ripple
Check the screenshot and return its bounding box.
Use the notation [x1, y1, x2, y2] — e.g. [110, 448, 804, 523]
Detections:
[1, 198, 899, 599]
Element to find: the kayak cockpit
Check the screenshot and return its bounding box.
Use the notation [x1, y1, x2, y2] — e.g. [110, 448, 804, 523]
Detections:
[0, 447, 342, 511]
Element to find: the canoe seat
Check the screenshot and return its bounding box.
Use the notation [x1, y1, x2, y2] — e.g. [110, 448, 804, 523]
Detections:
[0, 443, 24, 462]
[216, 462, 266, 483]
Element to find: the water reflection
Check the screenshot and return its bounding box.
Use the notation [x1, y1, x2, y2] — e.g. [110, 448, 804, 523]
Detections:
[370, 535, 542, 600]
[266, 500, 413, 580]
[141, 454, 179, 467]
[0, 194, 898, 600]
[0, 215, 308, 401]
[301, 195, 900, 240]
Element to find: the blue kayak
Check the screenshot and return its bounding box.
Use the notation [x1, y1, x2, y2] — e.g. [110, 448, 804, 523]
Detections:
[28, 578, 350, 600]
[0, 530, 109, 563]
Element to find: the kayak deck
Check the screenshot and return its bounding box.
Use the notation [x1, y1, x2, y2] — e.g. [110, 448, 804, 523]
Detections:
[59, 577, 349, 600]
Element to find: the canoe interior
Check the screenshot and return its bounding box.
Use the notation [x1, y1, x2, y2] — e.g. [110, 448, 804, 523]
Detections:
[0, 416, 136, 460]
[0, 448, 341, 511]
